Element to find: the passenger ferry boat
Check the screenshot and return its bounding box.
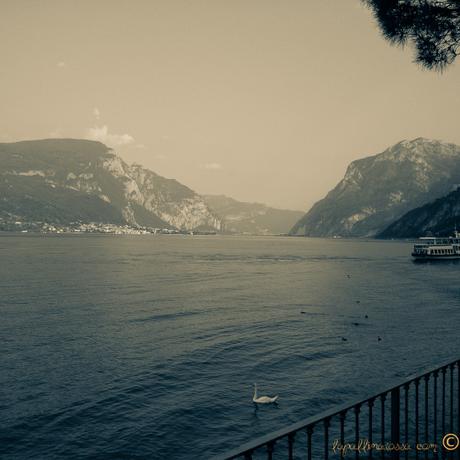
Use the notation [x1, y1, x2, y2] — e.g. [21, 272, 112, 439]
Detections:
[412, 231, 460, 260]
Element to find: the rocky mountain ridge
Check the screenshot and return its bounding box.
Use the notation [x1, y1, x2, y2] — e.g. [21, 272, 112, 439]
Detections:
[290, 138, 460, 237]
[378, 187, 460, 238]
[0, 139, 223, 231]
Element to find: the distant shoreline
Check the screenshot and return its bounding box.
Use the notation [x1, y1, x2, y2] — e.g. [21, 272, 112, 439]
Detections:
[0, 230, 416, 242]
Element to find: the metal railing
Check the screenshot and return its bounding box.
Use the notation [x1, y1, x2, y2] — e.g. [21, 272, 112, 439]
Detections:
[215, 358, 460, 460]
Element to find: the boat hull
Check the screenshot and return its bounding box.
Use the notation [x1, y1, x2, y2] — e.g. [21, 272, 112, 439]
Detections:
[412, 253, 460, 261]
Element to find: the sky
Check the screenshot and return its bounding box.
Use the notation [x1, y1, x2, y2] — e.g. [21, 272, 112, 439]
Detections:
[1, 0, 460, 211]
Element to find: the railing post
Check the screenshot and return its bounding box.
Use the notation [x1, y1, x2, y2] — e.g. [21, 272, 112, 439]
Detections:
[306, 425, 314, 460]
[266, 441, 275, 460]
[391, 387, 400, 460]
[288, 433, 295, 460]
[340, 411, 346, 460]
[324, 417, 330, 460]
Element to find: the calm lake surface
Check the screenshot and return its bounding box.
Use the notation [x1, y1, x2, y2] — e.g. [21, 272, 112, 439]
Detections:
[1, 235, 459, 459]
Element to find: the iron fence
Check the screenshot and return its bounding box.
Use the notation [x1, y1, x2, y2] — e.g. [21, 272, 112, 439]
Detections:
[215, 359, 460, 460]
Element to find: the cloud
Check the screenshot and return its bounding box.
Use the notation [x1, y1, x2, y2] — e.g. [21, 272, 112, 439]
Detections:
[93, 107, 101, 120]
[86, 125, 134, 147]
[57, 61, 66, 68]
[202, 162, 223, 170]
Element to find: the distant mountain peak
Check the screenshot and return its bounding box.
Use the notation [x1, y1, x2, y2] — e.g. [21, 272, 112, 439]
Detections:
[382, 137, 459, 160]
[0, 138, 111, 153]
[203, 194, 303, 235]
[399, 137, 435, 145]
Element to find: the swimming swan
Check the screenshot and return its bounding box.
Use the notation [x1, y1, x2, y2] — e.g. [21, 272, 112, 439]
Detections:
[252, 383, 278, 404]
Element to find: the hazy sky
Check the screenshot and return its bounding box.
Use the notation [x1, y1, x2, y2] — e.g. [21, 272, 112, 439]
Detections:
[2, 1, 460, 210]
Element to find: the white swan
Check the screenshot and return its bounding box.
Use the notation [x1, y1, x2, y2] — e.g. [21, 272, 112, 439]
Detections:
[252, 383, 278, 404]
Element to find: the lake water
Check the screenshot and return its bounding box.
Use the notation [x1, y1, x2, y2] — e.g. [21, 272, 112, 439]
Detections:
[1, 235, 459, 459]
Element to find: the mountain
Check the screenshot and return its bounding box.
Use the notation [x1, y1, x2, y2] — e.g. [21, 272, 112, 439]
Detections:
[0, 139, 223, 231]
[203, 194, 304, 235]
[378, 187, 460, 238]
[290, 138, 460, 237]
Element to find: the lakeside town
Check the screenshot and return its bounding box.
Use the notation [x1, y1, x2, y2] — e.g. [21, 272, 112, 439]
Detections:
[0, 219, 218, 235]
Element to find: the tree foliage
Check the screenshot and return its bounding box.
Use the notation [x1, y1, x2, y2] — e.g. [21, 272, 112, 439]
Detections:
[363, 0, 460, 70]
